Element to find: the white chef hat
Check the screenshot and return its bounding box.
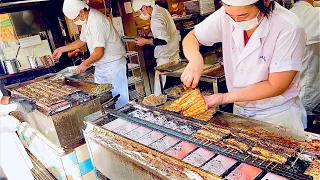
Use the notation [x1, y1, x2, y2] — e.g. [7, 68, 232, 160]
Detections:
[222, 0, 259, 6]
[63, 0, 89, 20]
[132, 0, 155, 12]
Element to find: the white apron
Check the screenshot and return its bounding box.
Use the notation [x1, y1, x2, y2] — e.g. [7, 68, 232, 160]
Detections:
[154, 53, 179, 95]
[233, 97, 306, 132]
[0, 92, 34, 180]
[94, 57, 129, 108]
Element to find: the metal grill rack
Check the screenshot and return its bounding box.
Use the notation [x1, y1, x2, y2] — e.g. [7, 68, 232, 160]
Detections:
[103, 104, 314, 180]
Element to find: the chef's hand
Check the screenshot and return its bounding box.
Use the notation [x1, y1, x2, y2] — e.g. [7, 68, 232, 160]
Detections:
[204, 94, 226, 109]
[135, 38, 148, 46]
[52, 47, 64, 59]
[181, 60, 204, 88]
[15, 99, 36, 114]
[77, 63, 88, 74]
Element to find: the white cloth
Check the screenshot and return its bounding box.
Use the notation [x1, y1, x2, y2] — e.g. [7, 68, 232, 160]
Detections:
[194, 3, 306, 130]
[63, 0, 89, 20]
[0, 91, 34, 180]
[291, 2, 320, 113]
[132, 0, 155, 12]
[151, 5, 180, 60]
[222, 0, 259, 6]
[234, 97, 305, 132]
[154, 53, 179, 95]
[94, 57, 129, 108]
[80, 8, 126, 65]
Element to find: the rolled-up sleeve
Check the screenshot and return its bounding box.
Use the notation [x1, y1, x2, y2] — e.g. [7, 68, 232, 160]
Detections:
[194, 8, 223, 46]
[269, 28, 306, 73]
[151, 14, 170, 42]
[0, 104, 17, 116]
[91, 19, 110, 49]
[80, 26, 87, 42]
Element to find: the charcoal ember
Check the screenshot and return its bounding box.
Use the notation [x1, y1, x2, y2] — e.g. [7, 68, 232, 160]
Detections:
[164, 121, 179, 130]
[129, 109, 148, 119]
[124, 126, 152, 140]
[153, 115, 167, 126]
[261, 173, 288, 180]
[113, 122, 140, 135]
[226, 163, 262, 180]
[202, 155, 237, 176]
[149, 136, 180, 152]
[176, 125, 196, 135]
[165, 141, 197, 159]
[102, 118, 128, 130]
[183, 148, 215, 167]
[137, 131, 165, 146]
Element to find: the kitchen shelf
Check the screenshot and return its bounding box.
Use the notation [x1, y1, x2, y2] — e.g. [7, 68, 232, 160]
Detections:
[129, 90, 145, 100]
[128, 76, 143, 85]
[126, 51, 138, 57]
[128, 63, 140, 71]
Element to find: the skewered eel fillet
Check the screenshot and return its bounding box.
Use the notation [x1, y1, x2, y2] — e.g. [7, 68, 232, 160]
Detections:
[223, 138, 250, 153]
[233, 132, 297, 157]
[164, 89, 209, 118]
[204, 125, 231, 135]
[304, 159, 320, 180]
[193, 129, 223, 142]
[248, 147, 288, 164]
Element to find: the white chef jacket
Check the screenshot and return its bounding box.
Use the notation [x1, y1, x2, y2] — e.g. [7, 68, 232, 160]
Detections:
[0, 91, 34, 180]
[79, 8, 129, 107]
[195, 3, 306, 122]
[80, 8, 126, 65]
[291, 2, 320, 113]
[151, 5, 179, 59]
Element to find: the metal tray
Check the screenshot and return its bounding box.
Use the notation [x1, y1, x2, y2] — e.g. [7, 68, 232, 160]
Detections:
[312, 103, 320, 115]
[155, 62, 188, 72]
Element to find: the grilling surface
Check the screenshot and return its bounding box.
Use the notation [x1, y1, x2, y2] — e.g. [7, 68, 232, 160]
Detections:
[102, 104, 317, 180]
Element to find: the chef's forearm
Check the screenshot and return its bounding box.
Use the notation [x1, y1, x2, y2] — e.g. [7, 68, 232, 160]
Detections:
[222, 71, 298, 104]
[182, 30, 202, 63]
[60, 40, 86, 52]
[1, 96, 10, 105]
[82, 47, 104, 66]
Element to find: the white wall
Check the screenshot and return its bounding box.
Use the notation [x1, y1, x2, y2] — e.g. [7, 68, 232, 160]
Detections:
[1, 40, 52, 70]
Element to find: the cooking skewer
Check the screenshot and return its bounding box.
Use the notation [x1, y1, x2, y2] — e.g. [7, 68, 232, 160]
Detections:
[188, 137, 194, 140]
[244, 155, 250, 161]
[266, 162, 273, 168]
[252, 157, 258, 163]
[291, 147, 305, 168]
[232, 151, 238, 157]
[259, 161, 265, 166]
[224, 148, 230, 152]
[271, 163, 278, 170]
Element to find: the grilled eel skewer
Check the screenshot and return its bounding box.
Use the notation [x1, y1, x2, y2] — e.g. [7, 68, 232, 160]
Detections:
[248, 147, 288, 164]
[234, 132, 296, 157]
[223, 138, 250, 153]
[193, 129, 223, 142]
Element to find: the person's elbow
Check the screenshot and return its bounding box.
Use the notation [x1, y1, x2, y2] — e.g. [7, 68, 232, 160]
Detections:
[269, 71, 298, 96]
[94, 47, 105, 59]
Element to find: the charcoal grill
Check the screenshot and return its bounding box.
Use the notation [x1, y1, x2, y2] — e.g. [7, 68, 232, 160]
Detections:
[84, 103, 319, 180]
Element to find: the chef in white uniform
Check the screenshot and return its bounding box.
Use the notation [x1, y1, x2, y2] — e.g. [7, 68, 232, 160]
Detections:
[53, 0, 129, 108]
[290, 0, 320, 126]
[132, 0, 180, 95]
[181, 0, 307, 131]
[0, 82, 35, 180]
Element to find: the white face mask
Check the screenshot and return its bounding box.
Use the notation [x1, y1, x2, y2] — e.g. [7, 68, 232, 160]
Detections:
[74, 15, 87, 26]
[230, 11, 263, 31]
[139, 13, 150, 20]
